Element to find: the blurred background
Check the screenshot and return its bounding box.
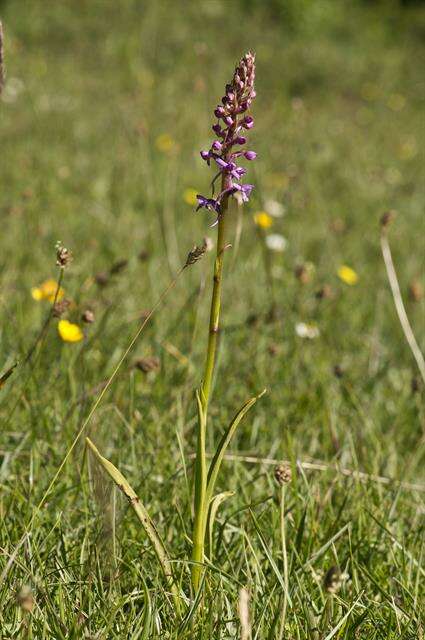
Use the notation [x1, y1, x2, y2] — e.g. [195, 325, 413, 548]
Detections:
[1, 2, 424, 634]
[1, 0, 424, 495]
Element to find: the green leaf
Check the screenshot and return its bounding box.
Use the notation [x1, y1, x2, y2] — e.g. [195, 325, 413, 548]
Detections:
[205, 389, 266, 505]
[85, 437, 181, 615]
[207, 491, 234, 558]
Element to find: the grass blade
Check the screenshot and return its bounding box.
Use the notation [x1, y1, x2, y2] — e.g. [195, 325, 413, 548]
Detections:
[86, 437, 181, 615]
[205, 389, 266, 504]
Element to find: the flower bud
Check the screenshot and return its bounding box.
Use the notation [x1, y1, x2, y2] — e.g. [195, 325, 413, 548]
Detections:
[242, 116, 254, 129]
[212, 140, 222, 151]
[244, 151, 257, 160]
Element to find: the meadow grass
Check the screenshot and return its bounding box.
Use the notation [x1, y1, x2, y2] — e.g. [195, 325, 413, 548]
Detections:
[0, 1, 424, 637]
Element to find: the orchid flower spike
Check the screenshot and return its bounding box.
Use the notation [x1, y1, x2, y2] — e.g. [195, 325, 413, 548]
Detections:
[196, 52, 256, 222]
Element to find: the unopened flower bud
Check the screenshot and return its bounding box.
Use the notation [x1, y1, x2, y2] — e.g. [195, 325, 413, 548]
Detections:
[242, 116, 254, 129]
[244, 151, 257, 160]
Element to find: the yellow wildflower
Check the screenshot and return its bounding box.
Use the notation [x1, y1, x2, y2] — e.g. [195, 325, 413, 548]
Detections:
[58, 320, 83, 343]
[31, 279, 64, 303]
[183, 188, 198, 206]
[387, 93, 406, 112]
[337, 265, 358, 286]
[155, 133, 176, 153]
[254, 212, 273, 229]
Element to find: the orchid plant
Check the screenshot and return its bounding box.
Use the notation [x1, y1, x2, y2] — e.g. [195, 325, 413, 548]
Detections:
[85, 52, 264, 614]
[191, 52, 264, 592]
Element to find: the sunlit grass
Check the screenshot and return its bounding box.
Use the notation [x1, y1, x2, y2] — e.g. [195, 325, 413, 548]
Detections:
[0, 1, 424, 637]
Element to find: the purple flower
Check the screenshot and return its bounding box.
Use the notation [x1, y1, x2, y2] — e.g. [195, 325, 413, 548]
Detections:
[195, 52, 256, 218]
[196, 195, 221, 213]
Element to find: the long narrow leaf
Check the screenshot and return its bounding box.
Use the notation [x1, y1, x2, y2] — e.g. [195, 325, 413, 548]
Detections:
[85, 437, 181, 614]
[206, 389, 266, 504]
[207, 491, 234, 559]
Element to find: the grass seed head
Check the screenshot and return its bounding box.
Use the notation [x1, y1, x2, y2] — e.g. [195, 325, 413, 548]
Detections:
[380, 210, 395, 229]
[275, 464, 292, 485]
[82, 309, 95, 323]
[56, 241, 73, 268]
[53, 298, 71, 318]
[323, 566, 348, 594]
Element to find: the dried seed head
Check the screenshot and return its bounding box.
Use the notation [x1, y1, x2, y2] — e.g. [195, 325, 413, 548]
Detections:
[56, 242, 72, 268]
[184, 240, 208, 268]
[138, 249, 150, 262]
[411, 376, 421, 394]
[315, 284, 333, 300]
[17, 585, 34, 612]
[323, 566, 348, 594]
[110, 259, 128, 275]
[135, 356, 160, 373]
[0, 21, 5, 97]
[380, 210, 395, 229]
[409, 280, 423, 303]
[94, 271, 110, 287]
[52, 298, 71, 318]
[274, 464, 292, 485]
[295, 264, 310, 284]
[81, 309, 95, 324]
[333, 364, 344, 378]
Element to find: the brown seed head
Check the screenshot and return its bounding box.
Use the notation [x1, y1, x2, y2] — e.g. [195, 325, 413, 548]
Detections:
[184, 240, 208, 268]
[315, 285, 333, 300]
[323, 566, 348, 594]
[295, 264, 310, 284]
[81, 310, 95, 324]
[274, 464, 292, 486]
[138, 249, 150, 262]
[408, 280, 423, 303]
[94, 271, 110, 287]
[56, 242, 72, 268]
[53, 298, 71, 318]
[135, 356, 160, 373]
[380, 210, 395, 229]
[110, 259, 128, 275]
[17, 585, 34, 612]
[333, 364, 344, 378]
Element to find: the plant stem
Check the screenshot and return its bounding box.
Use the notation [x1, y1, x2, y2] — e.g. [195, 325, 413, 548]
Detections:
[191, 182, 229, 592]
[278, 484, 289, 640]
[201, 198, 229, 410]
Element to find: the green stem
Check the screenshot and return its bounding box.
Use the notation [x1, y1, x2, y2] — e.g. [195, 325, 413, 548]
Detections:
[191, 185, 229, 592]
[200, 202, 228, 410]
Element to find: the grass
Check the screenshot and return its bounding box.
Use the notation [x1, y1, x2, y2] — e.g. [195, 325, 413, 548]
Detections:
[1, 1, 424, 637]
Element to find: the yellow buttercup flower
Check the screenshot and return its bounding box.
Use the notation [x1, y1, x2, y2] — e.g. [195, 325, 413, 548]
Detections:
[155, 133, 176, 153]
[337, 265, 358, 286]
[183, 188, 198, 206]
[58, 320, 83, 343]
[31, 279, 64, 302]
[254, 212, 273, 229]
[387, 93, 406, 112]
